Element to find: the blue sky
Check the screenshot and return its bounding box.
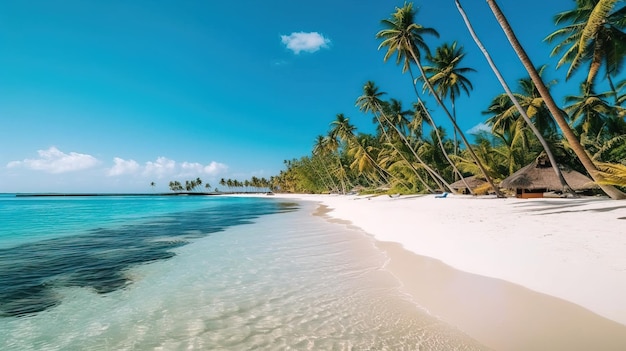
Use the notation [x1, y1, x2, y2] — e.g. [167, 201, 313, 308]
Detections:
[1, 0, 584, 192]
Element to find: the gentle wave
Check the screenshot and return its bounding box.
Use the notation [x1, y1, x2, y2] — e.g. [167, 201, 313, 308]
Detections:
[0, 197, 486, 350]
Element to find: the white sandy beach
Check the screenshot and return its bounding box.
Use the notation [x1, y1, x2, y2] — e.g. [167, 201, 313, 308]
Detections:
[267, 193, 626, 350]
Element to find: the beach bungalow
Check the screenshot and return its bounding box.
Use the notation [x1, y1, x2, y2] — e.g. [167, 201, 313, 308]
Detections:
[500, 155, 597, 198]
[449, 176, 487, 195]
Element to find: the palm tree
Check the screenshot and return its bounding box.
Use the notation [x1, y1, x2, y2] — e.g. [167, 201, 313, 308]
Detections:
[545, 0, 626, 89]
[313, 135, 340, 193]
[383, 98, 457, 192]
[324, 132, 352, 194]
[421, 41, 475, 155]
[377, 2, 502, 197]
[484, 0, 625, 199]
[356, 81, 441, 193]
[564, 81, 615, 137]
[330, 114, 393, 187]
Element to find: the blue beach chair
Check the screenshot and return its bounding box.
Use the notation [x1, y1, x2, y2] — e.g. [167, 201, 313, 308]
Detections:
[435, 192, 449, 198]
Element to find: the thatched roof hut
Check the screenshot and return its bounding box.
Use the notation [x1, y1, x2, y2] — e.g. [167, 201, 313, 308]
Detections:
[450, 176, 487, 194]
[500, 155, 597, 198]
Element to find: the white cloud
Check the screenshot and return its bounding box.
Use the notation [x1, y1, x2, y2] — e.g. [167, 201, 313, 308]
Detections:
[144, 157, 177, 178]
[467, 122, 492, 135]
[7, 146, 99, 174]
[204, 161, 228, 175]
[179, 161, 228, 177]
[180, 162, 204, 174]
[141, 157, 227, 179]
[281, 32, 331, 54]
[108, 157, 140, 176]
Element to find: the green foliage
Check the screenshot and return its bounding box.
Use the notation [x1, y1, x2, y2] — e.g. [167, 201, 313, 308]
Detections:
[271, 1, 626, 198]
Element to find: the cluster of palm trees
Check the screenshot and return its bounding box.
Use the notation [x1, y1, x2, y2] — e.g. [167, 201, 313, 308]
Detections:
[218, 177, 272, 193]
[273, 0, 626, 199]
[168, 177, 211, 192]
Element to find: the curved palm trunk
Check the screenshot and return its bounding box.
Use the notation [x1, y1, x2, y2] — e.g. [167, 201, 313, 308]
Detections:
[407, 44, 503, 197]
[376, 102, 456, 193]
[351, 140, 414, 190]
[350, 139, 394, 186]
[309, 158, 333, 192]
[315, 156, 339, 193]
[455, 0, 575, 196]
[343, 133, 392, 185]
[408, 67, 474, 194]
[333, 153, 351, 194]
[451, 96, 459, 156]
[423, 98, 472, 193]
[373, 109, 436, 193]
[485, 0, 626, 200]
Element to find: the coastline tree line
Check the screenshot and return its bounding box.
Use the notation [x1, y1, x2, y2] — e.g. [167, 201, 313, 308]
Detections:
[167, 176, 272, 193]
[271, 0, 626, 199]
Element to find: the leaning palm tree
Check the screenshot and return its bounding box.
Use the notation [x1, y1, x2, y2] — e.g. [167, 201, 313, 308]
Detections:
[483, 0, 626, 199]
[383, 98, 457, 192]
[456, 0, 576, 194]
[330, 114, 393, 187]
[324, 132, 353, 194]
[356, 81, 438, 192]
[377, 2, 502, 197]
[357, 81, 449, 193]
[545, 0, 626, 89]
[312, 135, 340, 193]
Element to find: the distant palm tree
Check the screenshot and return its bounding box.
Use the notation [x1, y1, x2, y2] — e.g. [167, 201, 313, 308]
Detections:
[324, 132, 352, 194]
[313, 135, 340, 192]
[330, 113, 392, 187]
[356, 81, 438, 193]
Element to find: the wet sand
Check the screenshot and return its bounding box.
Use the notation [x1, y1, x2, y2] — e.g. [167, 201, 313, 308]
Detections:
[291, 194, 626, 350]
[378, 240, 626, 351]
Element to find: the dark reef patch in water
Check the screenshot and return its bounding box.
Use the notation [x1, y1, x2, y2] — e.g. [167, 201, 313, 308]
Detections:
[0, 199, 298, 317]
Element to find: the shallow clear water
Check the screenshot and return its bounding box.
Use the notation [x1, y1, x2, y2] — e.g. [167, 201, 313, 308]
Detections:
[0, 195, 486, 350]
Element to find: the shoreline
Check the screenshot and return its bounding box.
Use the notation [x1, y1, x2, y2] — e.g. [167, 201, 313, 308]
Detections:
[266, 193, 626, 349]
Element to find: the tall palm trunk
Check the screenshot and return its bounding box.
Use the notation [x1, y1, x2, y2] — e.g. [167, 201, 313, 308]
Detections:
[310, 159, 334, 192]
[455, 0, 575, 196]
[406, 44, 503, 197]
[351, 139, 394, 186]
[408, 67, 474, 194]
[485, 0, 626, 200]
[376, 102, 456, 193]
[373, 108, 436, 193]
[333, 153, 350, 194]
[314, 156, 339, 193]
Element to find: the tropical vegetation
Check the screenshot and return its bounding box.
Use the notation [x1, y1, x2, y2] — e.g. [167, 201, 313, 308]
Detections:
[272, 1, 626, 197]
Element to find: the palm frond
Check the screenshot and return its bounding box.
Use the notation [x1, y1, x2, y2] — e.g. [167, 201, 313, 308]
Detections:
[595, 161, 626, 185]
[579, 0, 619, 55]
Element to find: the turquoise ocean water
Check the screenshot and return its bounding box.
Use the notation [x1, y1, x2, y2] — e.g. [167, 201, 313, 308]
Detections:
[0, 194, 485, 350]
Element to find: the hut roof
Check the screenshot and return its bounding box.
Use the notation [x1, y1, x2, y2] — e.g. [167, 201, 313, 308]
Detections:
[500, 155, 597, 191]
[450, 176, 487, 189]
